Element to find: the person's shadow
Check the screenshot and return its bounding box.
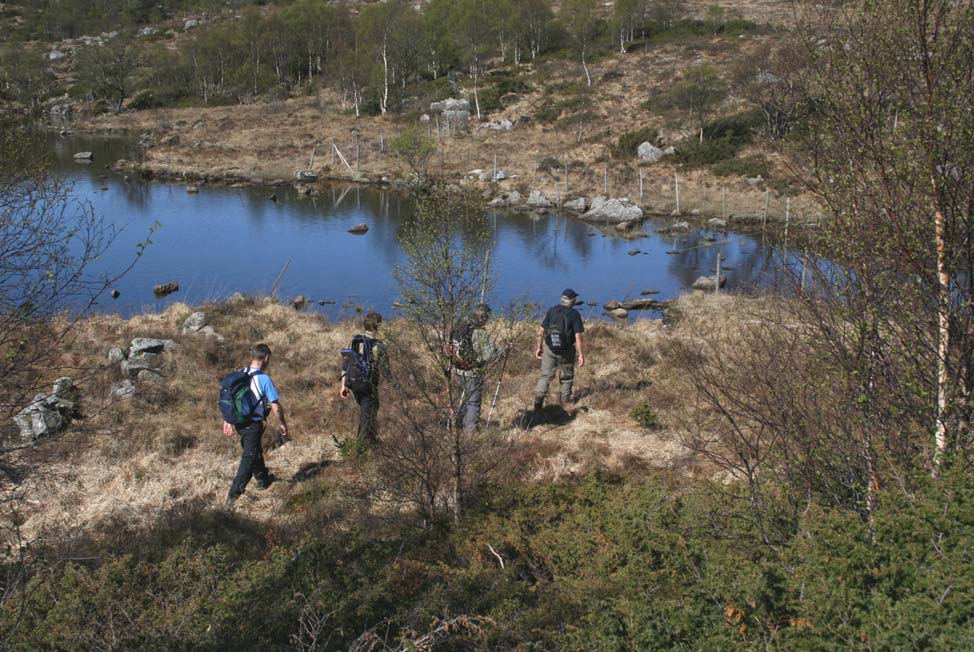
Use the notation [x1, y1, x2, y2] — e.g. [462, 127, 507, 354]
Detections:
[514, 405, 576, 430]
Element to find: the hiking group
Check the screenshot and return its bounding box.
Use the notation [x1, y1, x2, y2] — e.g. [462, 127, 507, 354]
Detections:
[218, 289, 585, 510]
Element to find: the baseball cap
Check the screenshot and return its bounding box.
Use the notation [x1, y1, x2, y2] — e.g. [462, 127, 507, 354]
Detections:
[561, 288, 579, 300]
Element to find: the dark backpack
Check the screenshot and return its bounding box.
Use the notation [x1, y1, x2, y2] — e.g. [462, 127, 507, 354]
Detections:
[545, 307, 573, 354]
[218, 368, 264, 425]
[445, 322, 478, 370]
[341, 335, 377, 393]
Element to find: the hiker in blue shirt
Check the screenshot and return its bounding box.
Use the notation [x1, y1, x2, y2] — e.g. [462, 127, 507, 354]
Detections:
[223, 343, 289, 510]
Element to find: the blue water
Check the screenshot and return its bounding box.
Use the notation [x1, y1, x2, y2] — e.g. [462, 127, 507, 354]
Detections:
[48, 133, 788, 320]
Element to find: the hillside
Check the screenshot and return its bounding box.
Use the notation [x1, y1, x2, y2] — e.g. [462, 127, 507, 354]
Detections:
[4, 0, 974, 649]
[2, 0, 817, 224]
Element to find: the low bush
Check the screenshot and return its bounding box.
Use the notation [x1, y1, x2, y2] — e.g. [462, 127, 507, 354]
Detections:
[613, 127, 662, 158]
[127, 89, 162, 111]
[630, 402, 660, 429]
[673, 111, 761, 168]
[8, 469, 974, 650]
[672, 136, 743, 167]
[712, 154, 771, 178]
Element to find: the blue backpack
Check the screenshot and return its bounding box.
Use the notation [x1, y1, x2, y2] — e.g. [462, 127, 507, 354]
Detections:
[218, 368, 264, 425]
[341, 335, 377, 393]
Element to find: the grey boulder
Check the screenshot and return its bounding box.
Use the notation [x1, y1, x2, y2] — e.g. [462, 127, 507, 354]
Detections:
[489, 190, 522, 208]
[562, 197, 588, 213]
[129, 338, 174, 357]
[110, 379, 137, 401]
[637, 142, 667, 163]
[582, 197, 644, 224]
[481, 119, 513, 131]
[182, 311, 207, 334]
[430, 98, 470, 112]
[13, 381, 78, 442]
[526, 190, 551, 208]
[691, 275, 728, 292]
[108, 347, 126, 364]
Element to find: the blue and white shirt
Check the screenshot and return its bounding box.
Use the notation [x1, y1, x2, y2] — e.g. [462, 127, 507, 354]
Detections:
[245, 367, 279, 422]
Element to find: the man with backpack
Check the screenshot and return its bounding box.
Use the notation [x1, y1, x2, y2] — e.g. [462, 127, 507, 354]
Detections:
[340, 312, 385, 447]
[220, 343, 289, 511]
[534, 289, 585, 411]
[449, 304, 503, 431]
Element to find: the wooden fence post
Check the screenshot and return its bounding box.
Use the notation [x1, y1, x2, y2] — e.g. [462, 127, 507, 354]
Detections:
[715, 251, 722, 296]
[674, 172, 681, 214]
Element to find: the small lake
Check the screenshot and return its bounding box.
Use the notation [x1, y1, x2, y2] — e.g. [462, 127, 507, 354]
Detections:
[48, 133, 790, 320]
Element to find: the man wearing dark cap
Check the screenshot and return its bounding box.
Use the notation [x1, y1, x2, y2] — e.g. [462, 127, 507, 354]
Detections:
[534, 289, 585, 410]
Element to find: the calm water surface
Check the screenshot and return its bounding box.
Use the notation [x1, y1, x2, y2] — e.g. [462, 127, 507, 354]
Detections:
[49, 133, 789, 320]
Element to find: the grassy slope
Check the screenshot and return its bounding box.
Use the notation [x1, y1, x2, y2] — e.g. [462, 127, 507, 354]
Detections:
[13, 293, 750, 545]
[71, 6, 817, 224]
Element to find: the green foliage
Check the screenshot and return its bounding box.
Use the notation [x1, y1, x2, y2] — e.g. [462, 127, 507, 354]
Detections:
[630, 402, 659, 428]
[476, 71, 533, 114]
[9, 469, 974, 650]
[126, 89, 161, 111]
[651, 64, 728, 132]
[672, 137, 742, 167]
[391, 125, 437, 178]
[613, 127, 661, 158]
[712, 154, 770, 179]
[649, 16, 763, 45]
[672, 111, 760, 168]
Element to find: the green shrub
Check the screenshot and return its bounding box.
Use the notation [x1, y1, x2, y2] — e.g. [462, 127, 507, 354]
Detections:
[672, 136, 743, 167]
[672, 111, 761, 168]
[127, 89, 161, 111]
[630, 402, 660, 429]
[537, 157, 563, 171]
[533, 102, 562, 122]
[712, 154, 771, 178]
[8, 469, 974, 650]
[703, 110, 761, 143]
[477, 74, 533, 115]
[613, 127, 661, 159]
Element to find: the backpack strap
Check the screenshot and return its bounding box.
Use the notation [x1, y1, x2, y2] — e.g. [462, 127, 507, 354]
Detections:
[244, 367, 265, 404]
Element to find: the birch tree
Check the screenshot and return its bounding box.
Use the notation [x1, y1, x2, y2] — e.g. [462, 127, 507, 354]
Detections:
[790, 0, 974, 469]
[561, 0, 599, 86]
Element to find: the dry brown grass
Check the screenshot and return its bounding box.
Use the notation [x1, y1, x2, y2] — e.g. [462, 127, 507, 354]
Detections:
[8, 292, 774, 544]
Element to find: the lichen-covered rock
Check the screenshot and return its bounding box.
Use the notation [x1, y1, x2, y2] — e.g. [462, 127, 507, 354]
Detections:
[562, 197, 588, 213]
[582, 197, 644, 224]
[110, 380, 137, 401]
[129, 338, 174, 357]
[527, 190, 551, 208]
[691, 275, 728, 292]
[182, 312, 207, 334]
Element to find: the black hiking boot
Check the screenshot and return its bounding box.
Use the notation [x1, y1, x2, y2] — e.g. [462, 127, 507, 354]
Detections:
[224, 494, 238, 511]
[256, 474, 275, 490]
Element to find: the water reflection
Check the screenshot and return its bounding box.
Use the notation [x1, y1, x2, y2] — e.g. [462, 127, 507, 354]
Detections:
[43, 132, 794, 319]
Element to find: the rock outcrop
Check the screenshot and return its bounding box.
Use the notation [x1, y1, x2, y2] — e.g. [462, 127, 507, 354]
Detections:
[562, 197, 588, 213]
[526, 190, 552, 209]
[581, 197, 644, 224]
[430, 98, 470, 134]
[182, 312, 207, 334]
[13, 378, 79, 443]
[691, 275, 728, 292]
[489, 190, 523, 208]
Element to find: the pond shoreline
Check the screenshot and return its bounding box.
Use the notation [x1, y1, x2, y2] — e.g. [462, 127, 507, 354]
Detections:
[64, 113, 815, 237]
